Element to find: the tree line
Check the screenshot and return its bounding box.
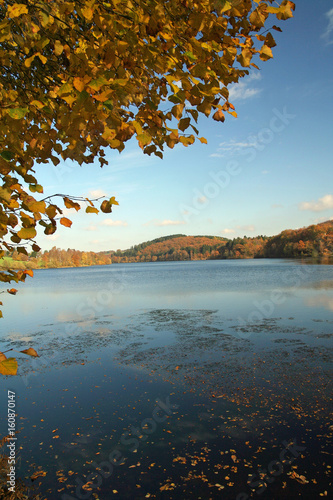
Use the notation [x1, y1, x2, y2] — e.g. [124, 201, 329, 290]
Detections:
[1, 221, 331, 270]
[0, 247, 111, 270]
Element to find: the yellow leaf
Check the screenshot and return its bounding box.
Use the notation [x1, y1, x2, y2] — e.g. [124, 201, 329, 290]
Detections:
[37, 53, 47, 64]
[30, 100, 44, 109]
[17, 227, 37, 239]
[238, 48, 253, 67]
[63, 197, 81, 211]
[54, 40, 64, 56]
[0, 358, 18, 376]
[0, 352, 7, 362]
[197, 101, 212, 117]
[73, 77, 85, 92]
[81, 6, 94, 21]
[109, 196, 119, 206]
[45, 204, 57, 219]
[199, 137, 208, 144]
[25, 54, 36, 68]
[86, 206, 99, 214]
[260, 45, 273, 61]
[171, 104, 184, 120]
[7, 107, 28, 119]
[250, 7, 268, 28]
[7, 3, 28, 18]
[276, 1, 295, 20]
[137, 133, 152, 148]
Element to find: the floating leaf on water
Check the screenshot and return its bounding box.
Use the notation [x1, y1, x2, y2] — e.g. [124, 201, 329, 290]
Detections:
[0, 358, 18, 375]
[21, 348, 39, 357]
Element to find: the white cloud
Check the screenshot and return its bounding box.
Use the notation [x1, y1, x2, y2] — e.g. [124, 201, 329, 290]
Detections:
[237, 225, 255, 232]
[101, 219, 128, 227]
[321, 8, 333, 45]
[313, 215, 333, 224]
[228, 72, 262, 101]
[156, 220, 186, 227]
[102, 150, 156, 175]
[88, 189, 107, 198]
[46, 234, 60, 241]
[221, 224, 255, 235]
[306, 295, 333, 312]
[210, 139, 256, 158]
[299, 194, 333, 212]
[85, 224, 98, 231]
[144, 219, 186, 227]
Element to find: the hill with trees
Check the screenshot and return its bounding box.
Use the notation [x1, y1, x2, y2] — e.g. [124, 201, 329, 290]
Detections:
[0, 221, 332, 270]
[263, 220, 333, 259]
[111, 235, 227, 262]
[111, 221, 333, 262]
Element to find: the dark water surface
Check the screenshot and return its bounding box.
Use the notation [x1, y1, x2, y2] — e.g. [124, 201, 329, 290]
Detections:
[0, 260, 332, 499]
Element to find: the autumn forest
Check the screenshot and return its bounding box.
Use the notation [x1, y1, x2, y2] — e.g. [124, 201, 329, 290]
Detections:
[1, 220, 332, 270]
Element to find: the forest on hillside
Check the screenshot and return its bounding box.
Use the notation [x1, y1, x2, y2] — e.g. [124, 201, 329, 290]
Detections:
[111, 221, 333, 263]
[0, 221, 332, 270]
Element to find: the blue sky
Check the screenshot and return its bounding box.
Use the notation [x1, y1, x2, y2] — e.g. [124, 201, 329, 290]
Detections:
[35, 0, 333, 252]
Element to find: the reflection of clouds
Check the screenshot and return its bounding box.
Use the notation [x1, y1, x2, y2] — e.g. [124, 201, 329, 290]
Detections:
[96, 328, 111, 336]
[56, 312, 94, 329]
[301, 280, 333, 290]
[57, 311, 80, 322]
[306, 295, 333, 312]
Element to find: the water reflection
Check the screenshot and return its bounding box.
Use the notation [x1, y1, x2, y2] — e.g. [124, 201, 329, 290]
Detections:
[0, 260, 332, 499]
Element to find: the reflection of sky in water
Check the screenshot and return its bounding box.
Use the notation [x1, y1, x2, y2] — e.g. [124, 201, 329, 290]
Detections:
[0, 260, 332, 499]
[306, 294, 333, 311]
[1, 259, 333, 333]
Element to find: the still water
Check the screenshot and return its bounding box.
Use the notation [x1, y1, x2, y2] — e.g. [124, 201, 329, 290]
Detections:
[0, 259, 332, 499]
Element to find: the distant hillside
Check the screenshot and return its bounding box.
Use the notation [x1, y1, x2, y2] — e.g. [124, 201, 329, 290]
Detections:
[111, 234, 227, 262]
[1, 221, 332, 270]
[111, 221, 333, 263]
[263, 220, 333, 259]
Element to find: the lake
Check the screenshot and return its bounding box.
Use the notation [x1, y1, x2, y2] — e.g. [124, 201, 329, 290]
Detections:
[0, 259, 332, 499]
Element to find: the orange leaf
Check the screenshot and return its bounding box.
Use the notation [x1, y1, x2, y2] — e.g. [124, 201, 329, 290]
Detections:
[60, 217, 72, 227]
[213, 110, 225, 122]
[7, 288, 18, 295]
[21, 348, 39, 357]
